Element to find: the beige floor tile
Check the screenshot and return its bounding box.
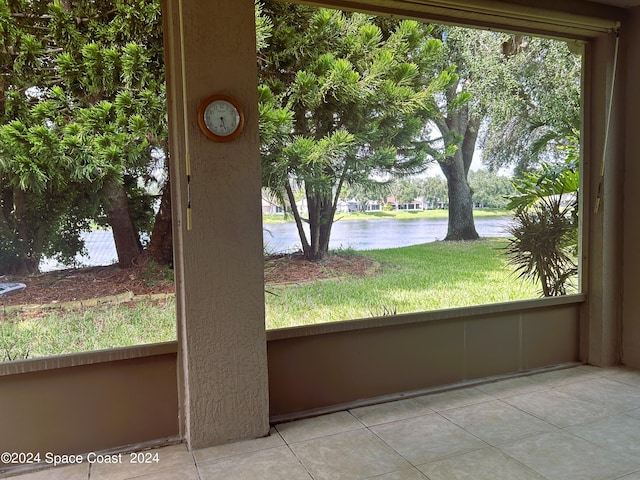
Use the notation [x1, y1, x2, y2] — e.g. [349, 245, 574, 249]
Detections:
[476, 376, 548, 398]
[418, 447, 546, 480]
[567, 413, 640, 462]
[197, 446, 311, 480]
[193, 428, 284, 463]
[528, 365, 608, 387]
[7, 366, 639, 480]
[123, 463, 200, 479]
[609, 369, 640, 388]
[617, 472, 640, 480]
[502, 388, 613, 427]
[276, 411, 363, 444]
[371, 413, 487, 465]
[289, 428, 410, 480]
[416, 387, 493, 412]
[0, 463, 89, 480]
[350, 398, 433, 427]
[500, 431, 640, 480]
[628, 408, 640, 420]
[556, 377, 640, 412]
[440, 399, 556, 445]
[89, 444, 194, 480]
[364, 467, 428, 479]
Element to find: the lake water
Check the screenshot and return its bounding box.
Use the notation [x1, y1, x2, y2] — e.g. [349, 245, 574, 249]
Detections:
[41, 216, 513, 271]
[265, 216, 513, 253]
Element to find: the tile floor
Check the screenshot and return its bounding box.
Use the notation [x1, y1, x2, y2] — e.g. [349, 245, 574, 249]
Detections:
[4, 365, 640, 480]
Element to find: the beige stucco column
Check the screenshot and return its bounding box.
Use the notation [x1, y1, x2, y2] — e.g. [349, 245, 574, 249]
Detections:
[581, 29, 625, 367]
[163, 0, 269, 448]
[622, 7, 640, 368]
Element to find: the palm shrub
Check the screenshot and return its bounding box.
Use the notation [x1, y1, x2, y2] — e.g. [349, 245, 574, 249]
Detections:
[505, 156, 579, 296]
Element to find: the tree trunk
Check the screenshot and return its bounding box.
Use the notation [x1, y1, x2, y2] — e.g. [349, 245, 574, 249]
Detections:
[102, 180, 142, 268]
[0, 188, 40, 275]
[283, 182, 336, 261]
[285, 183, 311, 258]
[439, 157, 479, 240]
[306, 187, 334, 261]
[146, 178, 173, 266]
[435, 102, 482, 241]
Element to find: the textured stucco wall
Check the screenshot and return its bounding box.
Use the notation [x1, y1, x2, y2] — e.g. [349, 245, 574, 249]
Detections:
[580, 29, 626, 366]
[622, 8, 640, 368]
[164, 0, 269, 448]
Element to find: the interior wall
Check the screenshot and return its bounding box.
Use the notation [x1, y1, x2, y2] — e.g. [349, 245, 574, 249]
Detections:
[268, 300, 581, 420]
[622, 7, 640, 368]
[0, 353, 178, 457]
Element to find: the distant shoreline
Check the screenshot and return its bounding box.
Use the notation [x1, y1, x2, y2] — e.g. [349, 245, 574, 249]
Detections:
[262, 208, 512, 224]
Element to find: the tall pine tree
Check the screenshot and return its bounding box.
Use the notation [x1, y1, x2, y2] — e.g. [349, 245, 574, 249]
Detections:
[259, 3, 454, 260]
[0, 0, 168, 272]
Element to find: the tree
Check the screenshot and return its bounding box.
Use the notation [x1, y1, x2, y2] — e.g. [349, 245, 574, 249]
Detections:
[0, 0, 168, 273]
[52, 0, 167, 267]
[505, 154, 579, 296]
[0, 90, 99, 274]
[419, 175, 448, 209]
[259, 3, 453, 260]
[468, 169, 514, 209]
[428, 29, 580, 240]
[390, 177, 421, 205]
[340, 179, 391, 211]
[0, 1, 97, 274]
[428, 27, 507, 240]
[481, 37, 581, 174]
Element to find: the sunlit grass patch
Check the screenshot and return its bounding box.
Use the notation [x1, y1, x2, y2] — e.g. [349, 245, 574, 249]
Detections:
[265, 238, 539, 329]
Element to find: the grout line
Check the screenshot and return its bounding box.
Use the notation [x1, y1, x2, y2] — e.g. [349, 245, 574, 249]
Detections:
[283, 437, 318, 480]
[189, 448, 202, 480]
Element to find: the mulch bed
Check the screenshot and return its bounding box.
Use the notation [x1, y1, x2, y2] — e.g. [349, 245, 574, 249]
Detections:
[264, 252, 378, 285]
[0, 261, 174, 308]
[0, 253, 377, 308]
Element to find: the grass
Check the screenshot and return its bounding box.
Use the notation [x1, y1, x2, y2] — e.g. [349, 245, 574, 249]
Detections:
[0, 298, 176, 362]
[265, 238, 539, 329]
[263, 208, 512, 224]
[1, 238, 540, 360]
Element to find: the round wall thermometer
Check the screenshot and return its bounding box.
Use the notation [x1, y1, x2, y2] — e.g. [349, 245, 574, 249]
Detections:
[197, 95, 244, 142]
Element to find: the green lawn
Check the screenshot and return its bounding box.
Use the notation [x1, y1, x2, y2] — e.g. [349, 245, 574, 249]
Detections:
[1, 298, 176, 361]
[1, 238, 540, 361]
[265, 238, 539, 329]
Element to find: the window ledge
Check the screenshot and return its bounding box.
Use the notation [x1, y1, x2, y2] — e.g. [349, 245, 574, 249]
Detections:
[1, 295, 587, 374]
[267, 294, 587, 341]
[0, 341, 178, 377]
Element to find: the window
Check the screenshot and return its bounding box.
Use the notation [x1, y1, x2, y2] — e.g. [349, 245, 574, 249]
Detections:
[0, 2, 175, 362]
[259, 1, 583, 329]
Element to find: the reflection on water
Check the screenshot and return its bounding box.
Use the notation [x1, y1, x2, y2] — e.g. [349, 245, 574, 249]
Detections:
[41, 216, 513, 271]
[264, 216, 513, 254]
[40, 230, 144, 272]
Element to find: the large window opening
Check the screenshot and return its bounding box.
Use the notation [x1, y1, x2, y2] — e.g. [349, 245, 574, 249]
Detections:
[0, 0, 586, 361]
[259, 1, 583, 329]
[0, 2, 175, 361]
